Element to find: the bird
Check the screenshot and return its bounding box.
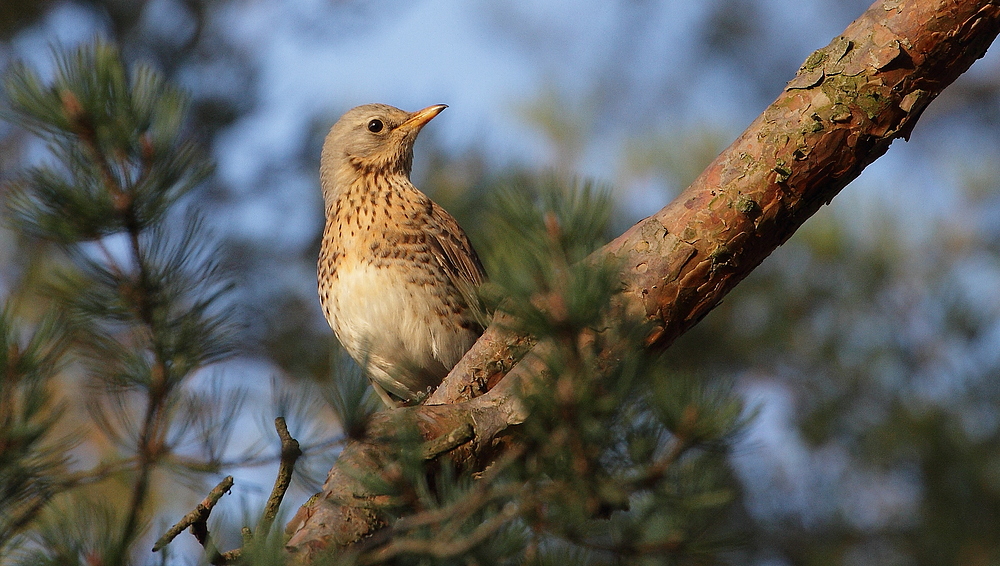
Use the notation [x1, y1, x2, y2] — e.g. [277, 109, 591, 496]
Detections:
[317, 103, 488, 407]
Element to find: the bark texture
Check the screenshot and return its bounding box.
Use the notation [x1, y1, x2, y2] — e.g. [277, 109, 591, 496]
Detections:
[285, 0, 1000, 560]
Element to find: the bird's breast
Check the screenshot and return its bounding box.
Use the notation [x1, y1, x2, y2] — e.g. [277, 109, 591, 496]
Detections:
[319, 189, 438, 312]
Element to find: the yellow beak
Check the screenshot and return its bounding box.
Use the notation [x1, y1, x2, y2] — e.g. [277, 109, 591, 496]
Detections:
[400, 104, 447, 132]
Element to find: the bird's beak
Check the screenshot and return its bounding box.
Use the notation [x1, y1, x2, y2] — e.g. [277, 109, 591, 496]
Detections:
[400, 104, 447, 132]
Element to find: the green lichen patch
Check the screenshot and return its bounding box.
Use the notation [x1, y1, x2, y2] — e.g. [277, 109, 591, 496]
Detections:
[735, 196, 762, 219]
[773, 160, 792, 183]
[803, 49, 826, 70]
[857, 89, 890, 120]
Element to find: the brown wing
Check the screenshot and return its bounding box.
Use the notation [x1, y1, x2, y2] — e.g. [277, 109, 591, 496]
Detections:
[425, 201, 490, 328]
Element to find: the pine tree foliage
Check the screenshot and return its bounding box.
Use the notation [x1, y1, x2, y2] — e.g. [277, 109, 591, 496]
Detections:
[5, 42, 207, 240]
[0, 312, 69, 556]
[13, 498, 130, 566]
[1, 41, 240, 564]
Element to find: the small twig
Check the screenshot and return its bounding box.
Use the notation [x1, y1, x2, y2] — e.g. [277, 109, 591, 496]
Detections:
[217, 548, 243, 563]
[210, 527, 252, 565]
[241, 526, 253, 546]
[394, 446, 525, 532]
[168, 435, 344, 471]
[152, 475, 234, 552]
[362, 501, 521, 564]
[55, 457, 138, 488]
[94, 237, 128, 281]
[630, 434, 696, 491]
[257, 417, 302, 537]
[61, 91, 121, 203]
[420, 423, 474, 460]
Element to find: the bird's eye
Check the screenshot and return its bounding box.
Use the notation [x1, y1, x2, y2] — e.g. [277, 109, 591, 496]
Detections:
[367, 119, 384, 133]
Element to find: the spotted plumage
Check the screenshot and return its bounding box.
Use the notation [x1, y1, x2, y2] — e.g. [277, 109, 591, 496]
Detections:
[318, 103, 487, 407]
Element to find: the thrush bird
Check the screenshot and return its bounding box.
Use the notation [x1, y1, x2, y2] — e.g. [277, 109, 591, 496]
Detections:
[318, 103, 488, 407]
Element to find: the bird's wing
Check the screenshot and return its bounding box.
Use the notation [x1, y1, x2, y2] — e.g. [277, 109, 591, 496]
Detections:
[426, 202, 490, 327]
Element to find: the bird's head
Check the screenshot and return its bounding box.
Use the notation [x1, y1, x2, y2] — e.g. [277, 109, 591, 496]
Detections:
[320, 103, 446, 195]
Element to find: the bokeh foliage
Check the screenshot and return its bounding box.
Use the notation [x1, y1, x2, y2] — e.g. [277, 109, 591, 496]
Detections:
[1, 41, 242, 564]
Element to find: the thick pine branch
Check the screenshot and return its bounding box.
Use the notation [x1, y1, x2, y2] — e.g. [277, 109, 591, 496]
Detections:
[285, 0, 1000, 559]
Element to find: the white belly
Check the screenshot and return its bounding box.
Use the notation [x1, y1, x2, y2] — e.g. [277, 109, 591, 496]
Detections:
[323, 262, 474, 395]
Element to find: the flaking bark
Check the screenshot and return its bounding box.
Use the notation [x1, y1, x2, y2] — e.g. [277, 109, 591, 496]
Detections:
[285, 0, 1000, 560]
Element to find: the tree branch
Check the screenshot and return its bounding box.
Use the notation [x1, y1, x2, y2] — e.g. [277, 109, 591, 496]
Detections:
[285, 0, 1000, 560]
[258, 417, 302, 538]
[152, 475, 233, 553]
